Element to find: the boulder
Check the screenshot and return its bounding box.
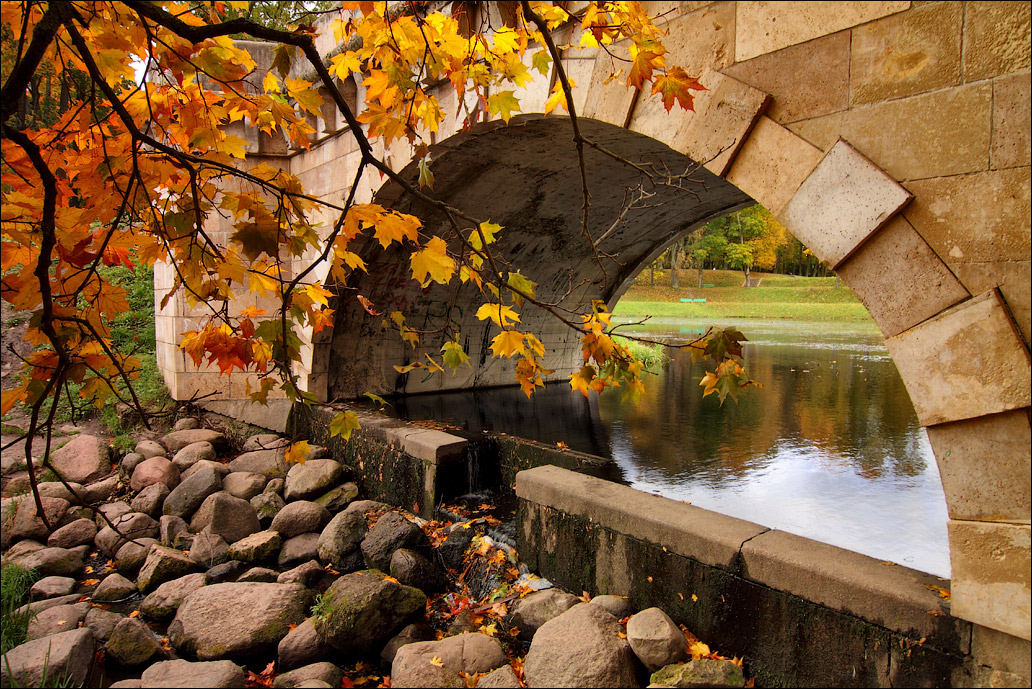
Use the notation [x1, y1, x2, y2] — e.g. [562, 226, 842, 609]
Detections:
[159, 515, 189, 547]
[115, 538, 158, 574]
[141, 659, 246, 688]
[83, 474, 120, 503]
[272, 662, 342, 689]
[163, 463, 222, 520]
[189, 531, 229, 568]
[36, 481, 85, 502]
[161, 429, 226, 453]
[131, 483, 170, 517]
[381, 623, 435, 667]
[92, 573, 137, 603]
[30, 575, 76, 600]
[130, 457, 179, 492]
[277, 618, 331, 671]
[137, 544, 198, 593]
[316, 510, 366, 571]
[208, 492, 261, 544]
[436, 528, 474, 573]
[392, 632, 507, 688]
[226, 530, 281, 563]
[222, 472, 267, 501]
[8, 545, 84, 577]
[278, 533, 320, 569]
[251, 491, 286, 526]
[312, 570, 426, 654]
[49, 434, 112, 484]
[228, 448, 287, 478]
[106, 616, 162, 666]
[84, 607, 123, 644]
[237, 567, 279, 583]
[265, 478, 285, 495]
[0, 628, 95, 688]
[47, 517, 97, 548]
[120, 452, 146, 475]
[174, 417, 201, 431]
[242, 434, 289, 452]
[277, 560, 324, 587]
[189, 490, 225, 531]
[8, 495, 69, 541]
[508, 588, 581, 641]
[172, 441, 216, 472]
[95, 512, 158, 557]
[360, 511, 430, 571]
[140, 572, 208, 619]
[206, 560, 248, 584]
[182, 459, 230, 481]
[26, 602, 90, 640]
[10, 593, 79, 620]
[626, 607, 687, 672]
[477, 665, 522, 688]
[390, 548, 447, 594]
[283, 460, 344, 502]
[135, 440, 167, 458]
[590, 595, 633, 619]
[168, 582, 312, 660]
[270, 501, 330, 539]
[650, 659, 746, 688]
[313, 482, 359, 513]
[96, 501, 132, 528]
[523, 603, 641, 688]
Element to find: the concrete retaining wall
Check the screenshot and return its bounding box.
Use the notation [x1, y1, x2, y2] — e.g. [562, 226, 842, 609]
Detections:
[515, 465, 1029, 687]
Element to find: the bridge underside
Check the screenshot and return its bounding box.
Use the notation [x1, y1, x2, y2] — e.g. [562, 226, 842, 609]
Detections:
[327, 115, 752, 399]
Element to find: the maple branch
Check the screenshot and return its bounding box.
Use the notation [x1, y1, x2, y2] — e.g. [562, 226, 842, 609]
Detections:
[0, 2, 65, 126]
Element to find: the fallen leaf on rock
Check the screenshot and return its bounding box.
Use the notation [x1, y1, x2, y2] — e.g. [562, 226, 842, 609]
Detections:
[430, 656, 444, 667]
[128, 610, 140, 618]
[82, 578, 100, 586]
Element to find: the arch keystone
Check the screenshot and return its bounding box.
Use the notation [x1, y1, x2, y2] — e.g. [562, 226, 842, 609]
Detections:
[779, 139, 913, 268]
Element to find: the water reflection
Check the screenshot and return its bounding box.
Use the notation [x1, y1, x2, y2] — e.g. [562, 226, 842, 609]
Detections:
[393, 318, 950, 577]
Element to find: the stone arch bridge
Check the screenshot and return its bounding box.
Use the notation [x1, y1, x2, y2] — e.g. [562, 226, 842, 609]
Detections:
[154, 1, 1030, 663]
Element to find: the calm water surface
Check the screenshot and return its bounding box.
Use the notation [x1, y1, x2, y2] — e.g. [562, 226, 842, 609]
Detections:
[395, 318, 951, 577]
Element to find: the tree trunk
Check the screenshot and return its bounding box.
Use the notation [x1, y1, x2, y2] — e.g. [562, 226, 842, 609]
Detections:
[698, 267, 704, 289]
[650, 264, 654, 287]
[670, 241, 680, 289]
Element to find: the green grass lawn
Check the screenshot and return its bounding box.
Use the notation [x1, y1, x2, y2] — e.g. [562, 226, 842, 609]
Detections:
[614, 270, 873, 321]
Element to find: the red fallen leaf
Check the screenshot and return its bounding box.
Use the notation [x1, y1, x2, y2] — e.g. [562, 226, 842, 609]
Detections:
[357, 295, 380, 315]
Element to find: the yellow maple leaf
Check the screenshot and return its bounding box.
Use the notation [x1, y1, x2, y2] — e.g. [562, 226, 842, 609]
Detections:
[410, 237, 455, 287]
[475, 303, 520, 327]
[490, 330, 525, 358]
[284, 440, 312, 465]
[430, 656, 445, 667]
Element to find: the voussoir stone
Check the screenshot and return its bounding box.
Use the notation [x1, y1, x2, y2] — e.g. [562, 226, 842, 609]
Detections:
[137, 544, 198, 593]
[392, 632, 507, 688]
[168, 582, 312, 660]
[223, 472, 267, 501]
[96, 512, 158, 557]
[508, 587, 581, 641]
[226, 529, 282, 563]
[135, 440, 167, 459]
[106, 616, 162, 666]
[172, 441, 217, 472]
[524, 603, 641, 688]
[208, 492, 261, 544]
[92, 572, 138, 602]
[312, 570, 426, 654]
[270, 501, 330, 539]
[164, 464, 222, 519]
[130, 457, 180, 492]
[141, 572, 209, 619]
[161, 429, 226, 454]
[141, 659, 246, 688]
[316, 510, 367, 571]
[0, 628, 95, 688]
[131, 483, 170, 518]
[626, 607, 688, 672]
[360, 511, 430, 572]
[49, 434, 113, 484]
[284, 460, 344, 502]
[48, 517, 97, 548]
[277, 618, 331, 671]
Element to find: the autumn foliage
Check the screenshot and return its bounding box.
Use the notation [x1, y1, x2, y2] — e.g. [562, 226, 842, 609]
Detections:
[1, 0, 755, 482]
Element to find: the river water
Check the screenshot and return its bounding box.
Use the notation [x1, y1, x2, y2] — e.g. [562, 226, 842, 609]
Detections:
[394, 318, 951, 578]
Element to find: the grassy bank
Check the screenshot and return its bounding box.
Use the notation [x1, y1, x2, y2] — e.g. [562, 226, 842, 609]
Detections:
[614, 270, 873, 322]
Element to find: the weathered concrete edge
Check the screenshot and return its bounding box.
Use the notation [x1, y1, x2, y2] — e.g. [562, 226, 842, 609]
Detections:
[516, 464, 953, 641]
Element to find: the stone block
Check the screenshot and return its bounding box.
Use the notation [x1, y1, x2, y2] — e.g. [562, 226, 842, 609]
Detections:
[850, 2, 963, 105]
[581, 40, 637, 126]
[884, 290, 1031, 426]
[724, 31, 849, 124]
[927, 409, 1031, 522]
[740, 529, 953, 641]
[515, 464, 768, 569]
[963, 1, 1031, 82]
[952, 261, 1031, 347]
[836, 216, 969, 338]
[970, 622, 1032, 683]
[903, 166, 1031, 265]
[789, 81, 992, 182]
[780, 139, 912, 267]
[734, 1, 909, 62]
[644, 69, 770, 175]
[991, 73, 1032, 170]
[726, 116, 824, 214]
[401, 429, 467, 464]
[949, 520, 1031, 641]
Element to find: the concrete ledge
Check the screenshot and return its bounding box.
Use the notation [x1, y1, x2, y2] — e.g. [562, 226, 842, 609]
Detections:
[740, 529, 953, 643]
[515, 464, 768, 569]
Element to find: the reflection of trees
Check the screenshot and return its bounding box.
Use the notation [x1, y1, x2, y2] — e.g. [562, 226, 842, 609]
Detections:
[599, 339, 927, 482]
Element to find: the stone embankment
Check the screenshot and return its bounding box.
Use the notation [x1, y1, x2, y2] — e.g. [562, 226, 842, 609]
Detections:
[1, 420, 746, 688]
